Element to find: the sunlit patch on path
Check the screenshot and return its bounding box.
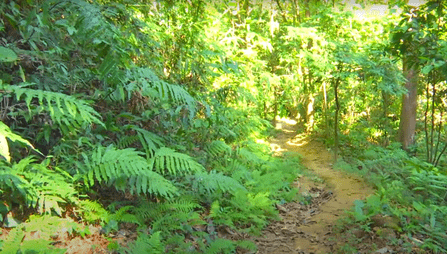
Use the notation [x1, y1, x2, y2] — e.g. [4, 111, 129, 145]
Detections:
[256, 118, 374, 254]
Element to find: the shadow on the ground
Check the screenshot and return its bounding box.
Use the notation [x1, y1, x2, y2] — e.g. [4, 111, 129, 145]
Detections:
[253, 118, 374, 254]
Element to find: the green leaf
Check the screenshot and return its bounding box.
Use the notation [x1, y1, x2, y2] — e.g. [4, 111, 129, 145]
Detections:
[421, 64, 433, 74]
[0, 121, 37, 161]
[0, 46, 18, 62]
[67, 26, 77, 35]
[353, 200, 366, 222]
[0, 133, 10, 162]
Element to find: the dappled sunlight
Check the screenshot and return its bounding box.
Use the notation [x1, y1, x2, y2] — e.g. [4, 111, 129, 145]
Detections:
[269, 143, 286, 155]
[274, 117, 297, 133]
[287, 139, 308, 147]
[262, 117, 374, 253]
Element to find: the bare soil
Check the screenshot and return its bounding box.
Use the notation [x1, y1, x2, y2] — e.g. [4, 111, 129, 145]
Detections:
[254, 119, 375, 254]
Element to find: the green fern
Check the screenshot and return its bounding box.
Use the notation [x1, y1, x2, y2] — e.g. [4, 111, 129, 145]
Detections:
[236, 240, 257, 252]
[152, 210, 203, 233]
[116, 134, 140, 149]
[0, 121, 36, 162]
[237, 146, 266, 166]
[108, 205, 140, 225]
[78, 145, 178, 198]
[116, 126, 165, 157]
[210, 190, 277, 234]
[120, 231, 164, 254]
[0, 225, 24, 253]
[78, 199, 110, 224]
[134, 197, 201, 223]
[193, 171, 246, 194]
[133, 126, 165, 157]
[98, 49, 124, 87]
[132, 68, 197, 118]
[0, 157, 77, 215]
[1, 83, 104, 133]
[0, 215, 75, 253]
[134, 197, 203, 234]
[25, 163, 77, 215]
[228, 160, 250, 180]
[152, 147, 204, 176]
[0, 163, 29, 197]
[200, 238, 236, 254]
[205, 140, 231, 157]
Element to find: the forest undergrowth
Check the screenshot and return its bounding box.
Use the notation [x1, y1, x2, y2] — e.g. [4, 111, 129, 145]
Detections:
[331, 144, 447, 254]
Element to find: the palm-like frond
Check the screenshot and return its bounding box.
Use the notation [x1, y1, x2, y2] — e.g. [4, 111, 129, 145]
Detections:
[133, 126, 165, 157]
[205, 140, 231, 157]
[193, 171, 246, 194]
[0, 121, 36, 162]
[0, 156, 77, 215]
[2, 83, 103, 132]
[78, 145, 178, 198]
[152, 147, 204, 176]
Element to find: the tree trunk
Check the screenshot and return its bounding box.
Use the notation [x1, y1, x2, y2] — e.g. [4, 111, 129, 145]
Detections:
[398, 55, 419, 151]
[333, 63, 342, 162]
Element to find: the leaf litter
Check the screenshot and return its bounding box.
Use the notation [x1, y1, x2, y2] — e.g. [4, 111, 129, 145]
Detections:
[249, 119, 375, 254]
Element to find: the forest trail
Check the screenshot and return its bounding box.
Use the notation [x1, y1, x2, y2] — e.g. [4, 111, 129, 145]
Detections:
[255, 119, 374, 254]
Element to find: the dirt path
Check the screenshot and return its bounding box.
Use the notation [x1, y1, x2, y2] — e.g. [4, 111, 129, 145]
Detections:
[255, 119, 374, 254]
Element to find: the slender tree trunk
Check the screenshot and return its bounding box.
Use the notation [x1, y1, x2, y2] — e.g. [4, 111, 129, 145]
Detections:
[291, 0, 298, 25]
[273, 86, 279, 126]
[424, 82, 430, 161]
[306, 95, 315, 132]
[334, 80, 340, 162]
[333, 64, 342, 162]
[304, 0, 311, 19]
[323, 82, 328, 138]
[398, 55, 419, 151]
[429, 83, 436, 162]
[382, 91, 390, 146]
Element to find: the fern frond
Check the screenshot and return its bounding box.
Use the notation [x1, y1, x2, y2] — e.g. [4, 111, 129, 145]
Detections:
[108, 206, 140, 225]
[78, 200, 110, 223]
[116, 126, 164, 156]
[0, 225, 25, 253]
[98, 49, 124, 86]
[0, 165, 29, 197]
[205, 140, 231, 157]
[0, 157, 77, 215]
[0, 220, 67, 253]
[201, 238, 236, 254]
[152, 212, 196, 232]
[132, 126, 164, 157]
[116, 134, 140, 149]
[236, 240, 257, 252]
[135, 198, 204, 233]
[132, 68, 197, 118]
[152, 147, 204, 176]
[0, 121, 36, 162]
[1, 83, 104, 131]
[78, 145, 177, 198]
[193, 171, 246, 194]
[237, 147, 264, 166]
[134, 197, 200, 222]
[121, 232, 164, 254]
[25, 164, 77, 215]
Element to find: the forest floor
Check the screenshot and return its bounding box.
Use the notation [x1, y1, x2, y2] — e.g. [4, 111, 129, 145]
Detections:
[254, 118, 375, 254]
[1, 119, 379, 254]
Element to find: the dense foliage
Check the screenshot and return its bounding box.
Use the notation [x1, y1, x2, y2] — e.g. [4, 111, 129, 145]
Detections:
[1, 0, 447, 253]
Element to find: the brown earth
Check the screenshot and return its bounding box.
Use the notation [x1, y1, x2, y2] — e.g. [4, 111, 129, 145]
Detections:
[254, 119, 375, 254]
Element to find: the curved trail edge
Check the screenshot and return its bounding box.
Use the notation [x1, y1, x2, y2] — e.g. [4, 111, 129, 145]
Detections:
[256, 120, 374, 254]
